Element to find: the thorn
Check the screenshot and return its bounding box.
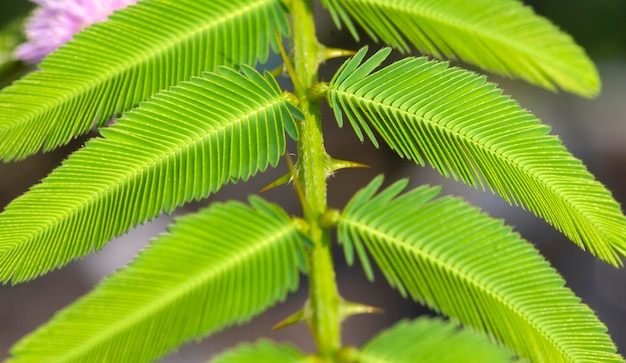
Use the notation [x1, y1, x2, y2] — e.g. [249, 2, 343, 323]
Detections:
[285, 153, 313, 217]
[319, 47, 357, 62]
[260, 172, 291, 192]
[330, 158, 370, 172]
[273, 307, 308, 330]
[268, 64, 285, 78]
[274, 32, 302, 92]
[341, 301, 384, 318]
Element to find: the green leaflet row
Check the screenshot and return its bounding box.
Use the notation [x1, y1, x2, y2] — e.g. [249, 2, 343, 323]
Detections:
[338, 176, 622, 363]
[210, 318, 515, 363]
[0, 66, 301, 284]
[358, 317, 514, 363]
[0, 0, 289, 161]
[327, 47, 626, 266]
[320, 0, 599, 96]
[7, 197, 306, 363]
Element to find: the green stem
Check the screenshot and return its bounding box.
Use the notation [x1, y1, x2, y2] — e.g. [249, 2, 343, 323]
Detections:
[290, 0, 341, 360]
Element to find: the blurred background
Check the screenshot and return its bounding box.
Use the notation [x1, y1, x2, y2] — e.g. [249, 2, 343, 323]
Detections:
[0, 0, 625, 361]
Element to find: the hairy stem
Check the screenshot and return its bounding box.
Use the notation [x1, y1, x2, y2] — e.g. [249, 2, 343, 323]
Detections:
[290, 0, 341, 360]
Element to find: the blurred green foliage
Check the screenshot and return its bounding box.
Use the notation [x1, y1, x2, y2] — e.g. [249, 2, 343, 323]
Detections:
[0, 1, 32, 85]
[0, 1, 32, 25]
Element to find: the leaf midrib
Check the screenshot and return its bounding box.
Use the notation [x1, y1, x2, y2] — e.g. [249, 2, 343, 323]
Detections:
[59, 222, 297, 361]
[342, 216, 570, 362]
[0, 0, 275, 134]
[6, 97, 287, 262]
[331, 87, 606, 252]
[346, 0, 570, 72]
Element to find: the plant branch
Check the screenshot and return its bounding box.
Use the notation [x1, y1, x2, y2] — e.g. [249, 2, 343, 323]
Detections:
[290, 0, 341, 360]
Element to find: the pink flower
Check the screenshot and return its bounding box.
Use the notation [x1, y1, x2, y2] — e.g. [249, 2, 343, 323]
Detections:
[15, 0, 138, 64]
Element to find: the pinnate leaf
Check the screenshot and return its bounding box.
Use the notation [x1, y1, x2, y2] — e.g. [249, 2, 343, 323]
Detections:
[211, 340, 308, 363]
[7, 197, 306, 363]
[358, 317, 514, 363]
[322, 0, 599, 96]
[0, 0, 289, 161]
[328, 48, 626, 266]
[338, 176, 623, 363]
[0, 66, 300, 283]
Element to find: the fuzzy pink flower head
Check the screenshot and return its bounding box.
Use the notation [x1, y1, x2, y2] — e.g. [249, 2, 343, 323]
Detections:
[16, 0, 138, 64]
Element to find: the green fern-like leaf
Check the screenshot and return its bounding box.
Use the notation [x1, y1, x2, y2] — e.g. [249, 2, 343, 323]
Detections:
[358, 317, 514, 363]
[0, 66, 301, 284]
[338, 176, 623, 363]
[327, 48, 626, 266]
[321, 0, 599, 96]
[0, 0, 289, 161]
[6, 196, 306, 363]
[210, 340, 308, 363]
